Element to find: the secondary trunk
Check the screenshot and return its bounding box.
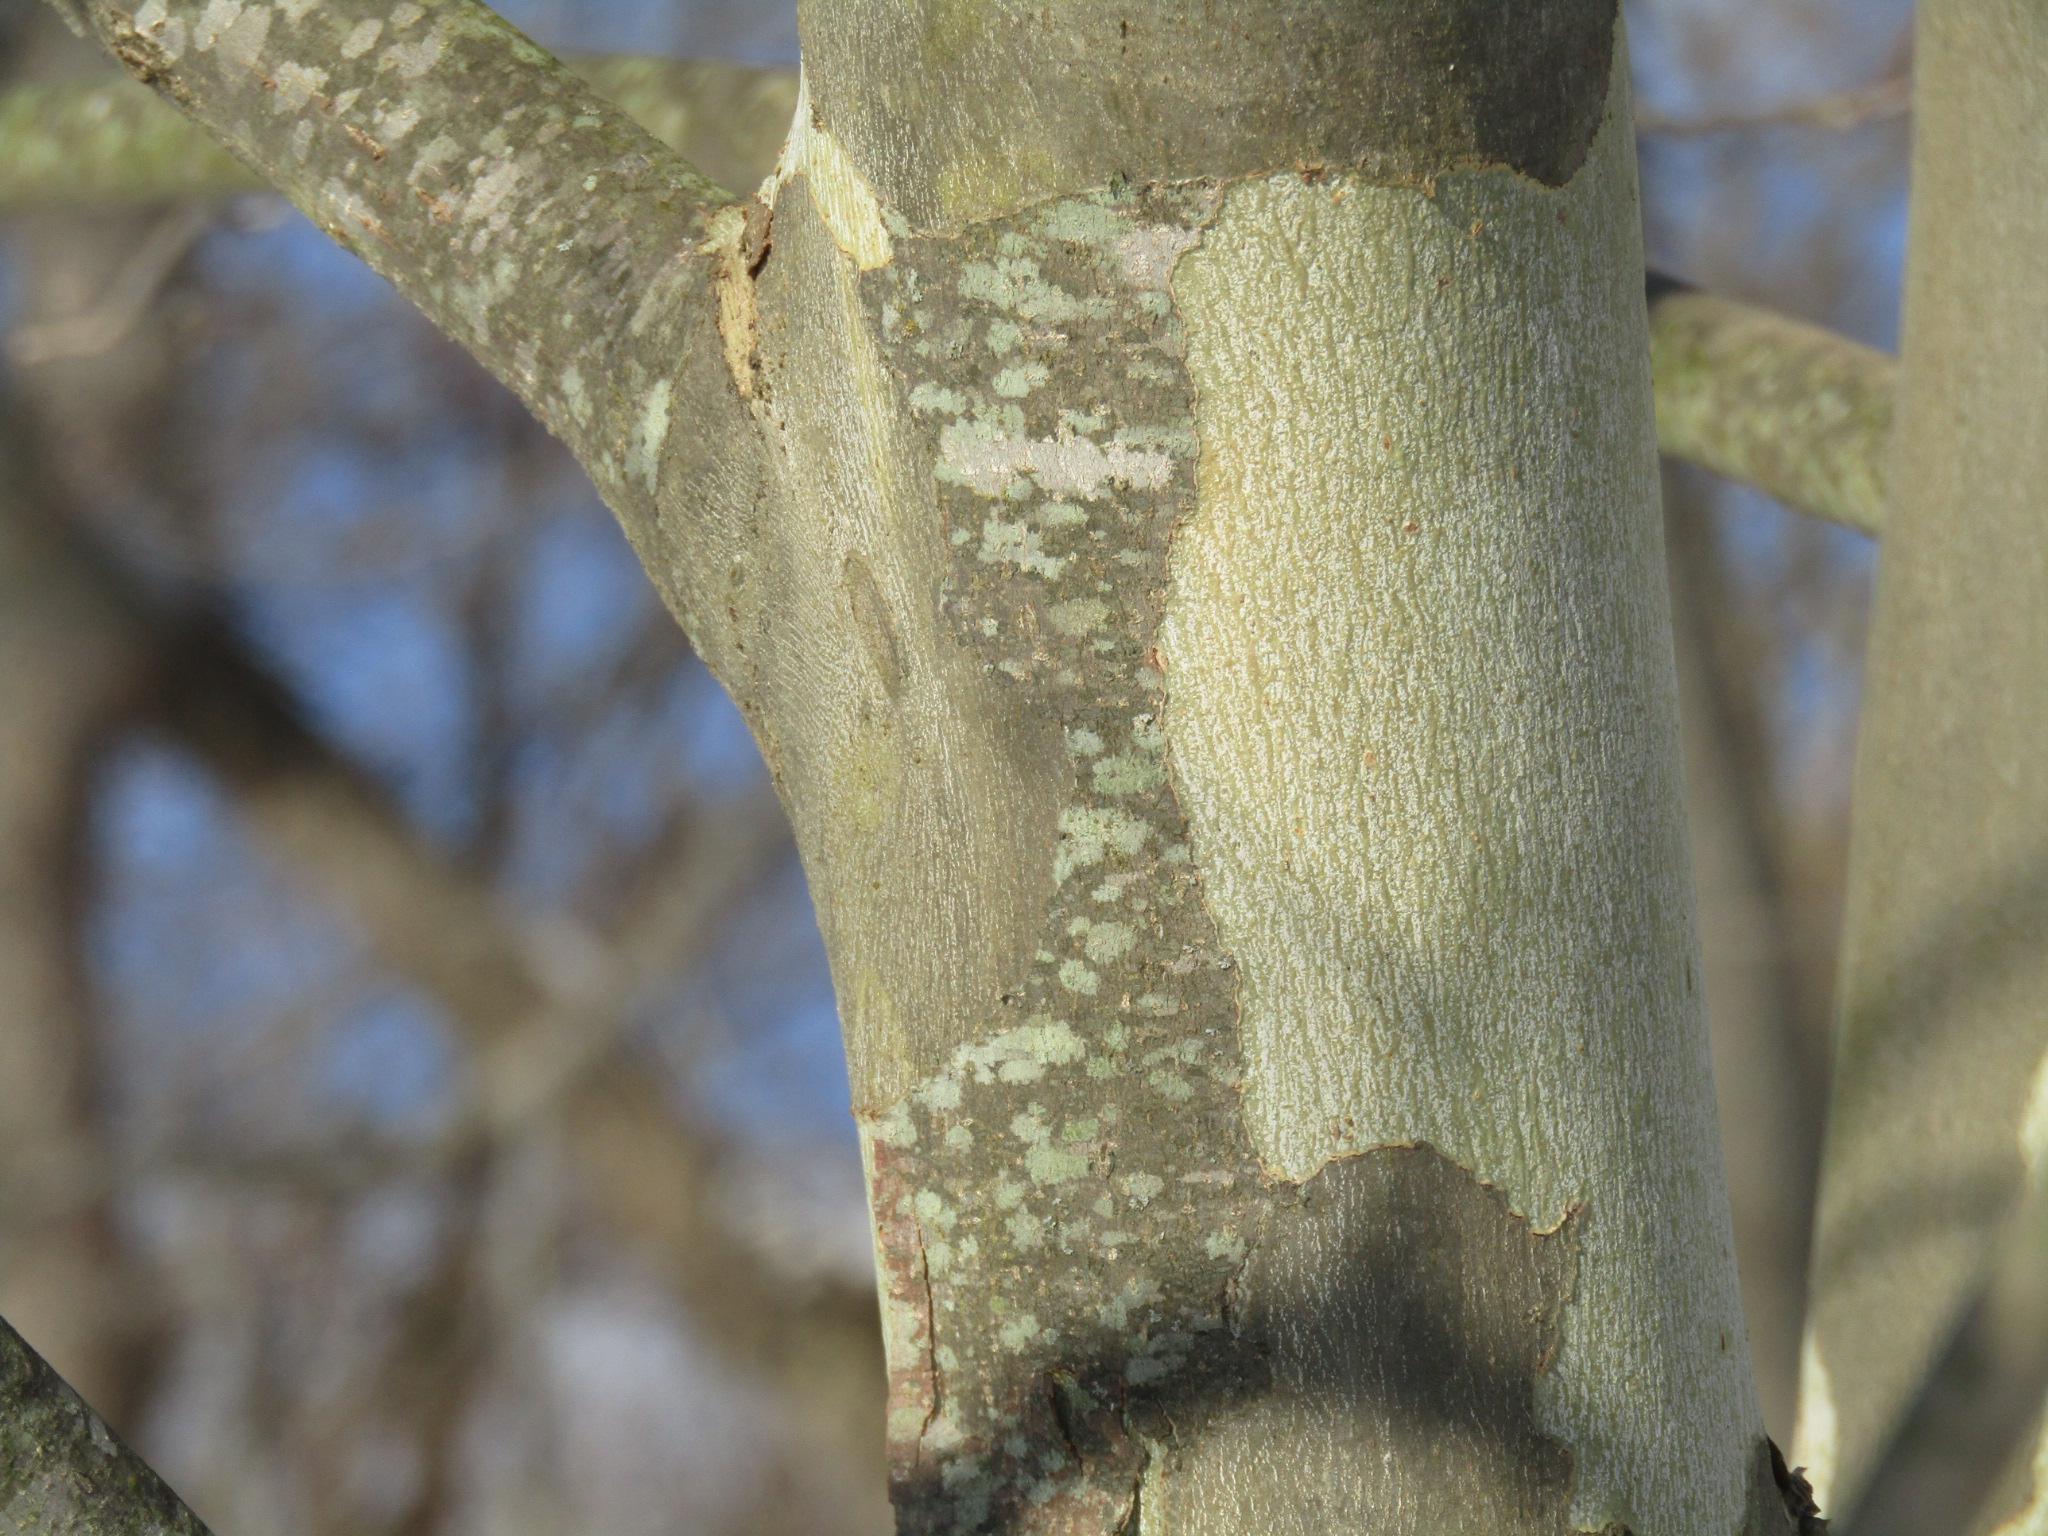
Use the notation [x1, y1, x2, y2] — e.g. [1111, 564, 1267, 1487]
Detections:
[677, 4, 1798, 1532]
[1796, 0, 2048, 1521]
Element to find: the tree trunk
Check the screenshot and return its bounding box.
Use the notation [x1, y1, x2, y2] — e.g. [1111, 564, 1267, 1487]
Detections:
[1796, 0, 2048, 1521]
[684, 4, 1793, 1531]
[20, 0, 1813, 1531]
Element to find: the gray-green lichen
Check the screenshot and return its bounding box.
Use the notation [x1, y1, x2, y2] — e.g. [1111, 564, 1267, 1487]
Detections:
[855, 181, 1248, 1532]
[0, 1314, 212, 1535]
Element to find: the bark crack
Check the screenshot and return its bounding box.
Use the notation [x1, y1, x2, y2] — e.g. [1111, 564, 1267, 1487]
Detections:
[912, 1209, 944, 1463]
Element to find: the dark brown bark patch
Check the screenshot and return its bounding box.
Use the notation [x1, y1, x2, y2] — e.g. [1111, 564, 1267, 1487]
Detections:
[860, 179, 1259, 1533]
[1145, 1147, 1590, 1534]
[799, 0, 1618, 228]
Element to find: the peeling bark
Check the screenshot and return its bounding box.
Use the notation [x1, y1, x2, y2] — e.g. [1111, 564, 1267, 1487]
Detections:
[717, 5, 1778, 1530]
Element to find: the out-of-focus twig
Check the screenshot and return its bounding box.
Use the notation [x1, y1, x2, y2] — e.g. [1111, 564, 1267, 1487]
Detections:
[6, 205, 212, 365]
[1636, 73, 1910, 136]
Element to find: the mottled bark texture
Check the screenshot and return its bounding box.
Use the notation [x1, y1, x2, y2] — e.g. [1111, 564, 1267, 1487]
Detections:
[1794, 0, 2048, 1522]
[1647, 287, 1892, 534]
[40, 0, 744, 550]
[0, 56, 796, 211]
[36, 2, 1806, 1533]
[0, 1314, 212, 1535]
[706, 3, 1791, 1531]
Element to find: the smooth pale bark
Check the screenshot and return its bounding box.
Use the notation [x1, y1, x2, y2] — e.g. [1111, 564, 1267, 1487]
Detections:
[1795, 0, 2048, 1521]
[1647, 288, 1893, 535]
[35, 1, 1811, 1533]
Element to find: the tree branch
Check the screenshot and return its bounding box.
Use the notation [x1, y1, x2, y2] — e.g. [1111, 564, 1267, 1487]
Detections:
[1648, 283, 1895, 534]
[1635, 73, 1911, 136]
[4, 58, 1899, 552]
[0, 56, 795, 210]
[0, 1313, 212, 1535]
[38, 0, 741, 522]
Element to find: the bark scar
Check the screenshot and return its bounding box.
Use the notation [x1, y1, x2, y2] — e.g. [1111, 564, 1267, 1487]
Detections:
[912, 1209, 944, 1462]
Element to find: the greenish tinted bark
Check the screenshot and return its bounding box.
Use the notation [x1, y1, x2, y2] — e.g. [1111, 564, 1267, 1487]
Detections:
[1648, 289, 1893, 534]
[0, 1314, 212, 1535]
[0, 57, 795, 211]
[685, 2, 1793, 1531]
[1795, 0, 2048, 1521]
[33, 1, 1821, 1533]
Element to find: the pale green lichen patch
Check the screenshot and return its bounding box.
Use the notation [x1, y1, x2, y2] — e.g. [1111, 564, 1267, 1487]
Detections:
[339, 16, 381, 57]
[626, 379, 671, 493]
[1056, 958, 1099, 995]
[1069, 917, 1136, 966]
[1025, 1140, 1092, 1187]
[853, 181, 1271, 1532]
[1052, 805, 1151, 883]
[192, 0, 270, 69]
[1047, 597, 1109, 637]
[909, 382, 969, 416]
[1092, 751, 1164, 797]
[992, 362, 1049, 397]
[1121, 1173, 1166, 1206]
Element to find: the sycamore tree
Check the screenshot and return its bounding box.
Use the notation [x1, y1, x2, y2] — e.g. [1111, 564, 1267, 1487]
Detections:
[1, 2, 2042, 1535]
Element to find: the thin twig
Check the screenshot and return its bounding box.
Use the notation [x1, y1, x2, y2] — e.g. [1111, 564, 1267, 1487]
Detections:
[1636, 73, 1910, 136]
[6, 204, 212, 365]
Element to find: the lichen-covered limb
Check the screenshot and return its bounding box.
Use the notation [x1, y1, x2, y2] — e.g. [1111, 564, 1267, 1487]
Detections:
[38, 0, 745, 555]
[0, 1312, 212, 1535]
[0, 56, 795, 211]
[1648, 287, 1894, 533]
[1796, 0, 2048, 1521]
